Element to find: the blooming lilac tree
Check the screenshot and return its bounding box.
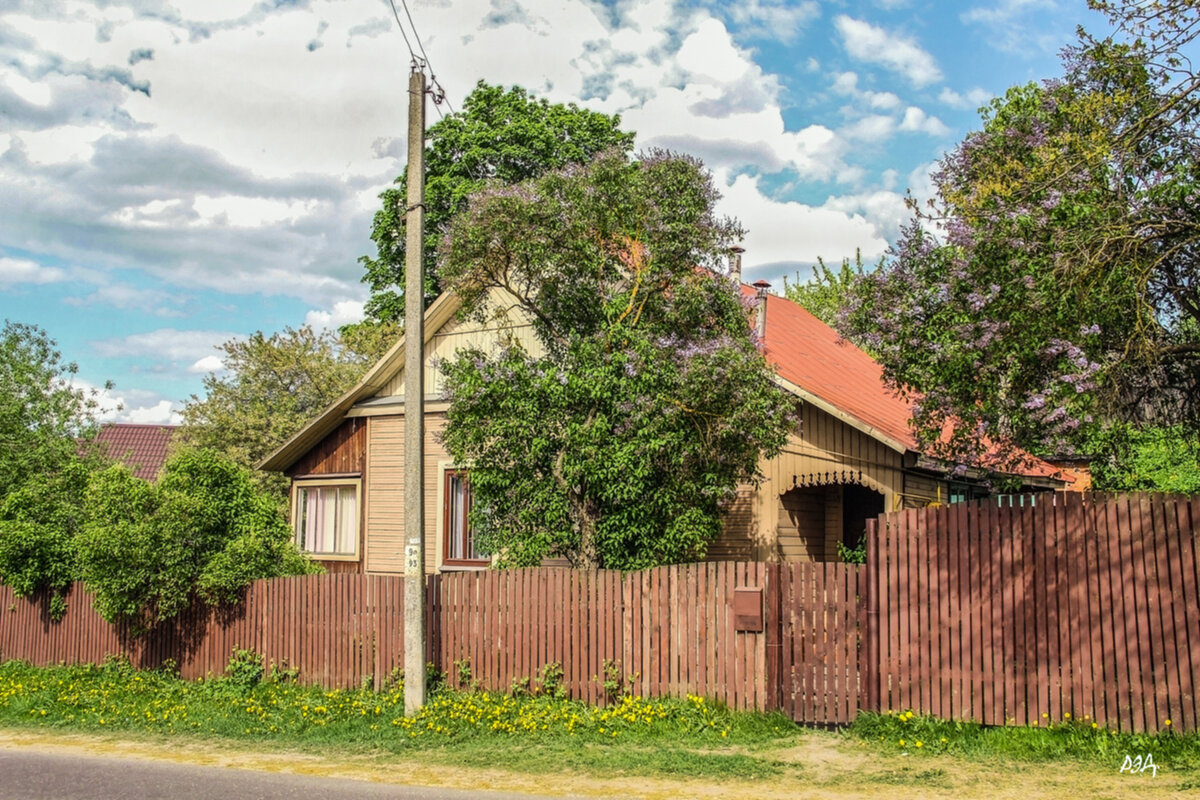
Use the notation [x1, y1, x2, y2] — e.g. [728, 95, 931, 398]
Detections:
[437, 151, 794, 569]
[843, 1, 1200, 467]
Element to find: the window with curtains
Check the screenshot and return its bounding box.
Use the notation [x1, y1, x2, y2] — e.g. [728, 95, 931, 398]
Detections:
[293, 480, 359, 558]
[443, 469, 486, 567]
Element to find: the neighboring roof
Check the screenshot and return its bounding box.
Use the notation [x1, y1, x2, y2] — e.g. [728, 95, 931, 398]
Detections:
[750, 286, 1067, 483]
[94, 423, 177, 481]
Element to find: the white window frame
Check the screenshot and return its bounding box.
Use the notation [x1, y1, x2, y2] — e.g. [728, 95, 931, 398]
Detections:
[291, 477, 361, 561]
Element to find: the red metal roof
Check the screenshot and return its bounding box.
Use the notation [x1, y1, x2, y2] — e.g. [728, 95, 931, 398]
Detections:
[748, 286, 1067, 482]
[94, 424, 177, 481]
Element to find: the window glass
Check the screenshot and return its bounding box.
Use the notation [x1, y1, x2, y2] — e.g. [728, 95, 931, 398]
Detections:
[444, 470, 485, 564]
[296, 483, 358, 557]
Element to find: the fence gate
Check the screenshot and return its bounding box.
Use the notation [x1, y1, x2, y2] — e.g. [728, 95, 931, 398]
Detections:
[778, 563, 866, 725]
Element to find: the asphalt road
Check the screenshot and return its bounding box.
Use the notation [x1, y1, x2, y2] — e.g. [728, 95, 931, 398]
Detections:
[0, 749, 565, 800]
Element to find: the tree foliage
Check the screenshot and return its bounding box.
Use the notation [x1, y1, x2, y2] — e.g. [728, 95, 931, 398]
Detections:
[782, 251, 870, 329]
[0, 321, 103, 617]
[0, 321, 318, 626]
[75, 448, 318, 630]
[179, 323, 395, 498]
[0, 321, 100, 498]
[1089, 425, 1200, 494]
[438, 151, 795, 570]
[360, 81, 635, 323]
[843, 1, 1200, 465]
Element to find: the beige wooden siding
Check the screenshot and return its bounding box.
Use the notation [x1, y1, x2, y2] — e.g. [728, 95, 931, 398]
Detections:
[751, 401, 905, 558]
[380, 294, 542, 399]
[707, 486, 756, 561]
[364, 412, 453, 575]
[901, 472, 950, 509]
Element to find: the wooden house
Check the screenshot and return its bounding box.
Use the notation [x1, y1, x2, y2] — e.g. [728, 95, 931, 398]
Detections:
[260, 284, 1068, 573]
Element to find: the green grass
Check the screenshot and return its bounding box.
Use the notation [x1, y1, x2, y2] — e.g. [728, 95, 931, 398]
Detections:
[848, 709, 1200, 772]
[0, 658, 801, 780]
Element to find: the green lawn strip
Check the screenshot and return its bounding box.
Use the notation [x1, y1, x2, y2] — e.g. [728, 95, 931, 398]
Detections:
[847, 710, 1200, 772]
[0, 659, 801, 781]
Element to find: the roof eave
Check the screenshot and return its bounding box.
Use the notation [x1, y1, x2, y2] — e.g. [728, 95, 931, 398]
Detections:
[258, 292, 462, 473]
[771, 373, 913, 455]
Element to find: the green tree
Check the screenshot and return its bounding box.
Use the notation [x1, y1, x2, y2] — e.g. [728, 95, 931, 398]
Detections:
[75, 447, 318, 630]
[361, 81, 635, 323]
[438, 151, 795, 569]
[843, 2, 1200, 468]
[0, 321, 104, 615]
[0, 321, 100, 499]
[1089, 425, 1200, 494]
[179, 323, 396, 498]
[782, 251, 869, 328]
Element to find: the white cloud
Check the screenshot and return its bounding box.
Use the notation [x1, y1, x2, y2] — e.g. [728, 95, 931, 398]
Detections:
[71, 378, 182, 425]
[92, 328, 237, 364]
[898, 106, 950, 137]
[834, 16, 943, 87]
[63, 283, 184, 316]
[939, 86, 992, 110]
[844, 114, 897, 142]
[0, 256, 66, 286]
[187, 355, 225, 374]
[706, 0, 820, 43]
[304, 300, 366, 331]
[716, 169, 891, 275]
[831, 71, 902, 111]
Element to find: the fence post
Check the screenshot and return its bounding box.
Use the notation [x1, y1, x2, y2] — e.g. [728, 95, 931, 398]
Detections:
[863, 516, 880, 714]
[763, 562, 783, 712]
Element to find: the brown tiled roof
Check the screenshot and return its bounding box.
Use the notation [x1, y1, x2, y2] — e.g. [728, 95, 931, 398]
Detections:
[746, 285, 1068, 482]
[94, 424, 178, 481]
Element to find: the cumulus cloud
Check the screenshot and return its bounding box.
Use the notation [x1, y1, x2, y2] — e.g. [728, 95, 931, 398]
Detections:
[898, 106, 950, 137]
[92, 328, 238, 364]
[305, 300, 366, 331]
[0, 255, 66, 286]
[188, 354, 225, 374]
[939, 86, 992, 110]
[71, 377, 182, 425]
[702, 0, 820, 43]
[834, 16, 943, 87]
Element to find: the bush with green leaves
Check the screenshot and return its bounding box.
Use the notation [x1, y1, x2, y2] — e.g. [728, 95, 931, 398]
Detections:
[74, 447, 318, 630]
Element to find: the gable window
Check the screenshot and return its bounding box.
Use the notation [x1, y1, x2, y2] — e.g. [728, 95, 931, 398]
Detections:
[443, 469, 486, 567]
[293, 479, 359, 559]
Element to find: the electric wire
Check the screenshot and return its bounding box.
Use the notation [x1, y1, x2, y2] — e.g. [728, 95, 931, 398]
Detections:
[385, 0, 415, 61]
[395, 0, 456, 116]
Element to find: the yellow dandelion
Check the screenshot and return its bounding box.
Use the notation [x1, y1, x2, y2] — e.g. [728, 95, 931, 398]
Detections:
[1064, 712, 1071, 719]
[1165, 719, 1172, 726]
[915, 741, 923, 748]
[899, 739, 906, 746]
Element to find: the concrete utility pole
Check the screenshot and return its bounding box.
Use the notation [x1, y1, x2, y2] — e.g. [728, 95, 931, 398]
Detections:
[403, 63, 427, 717]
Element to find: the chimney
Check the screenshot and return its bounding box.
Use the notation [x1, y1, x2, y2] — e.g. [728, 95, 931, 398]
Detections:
[729, 245, 745, 282]
[753, 279, 771, 341]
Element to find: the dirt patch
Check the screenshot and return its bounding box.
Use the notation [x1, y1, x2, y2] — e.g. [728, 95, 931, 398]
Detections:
[0, 729, 1183, 799]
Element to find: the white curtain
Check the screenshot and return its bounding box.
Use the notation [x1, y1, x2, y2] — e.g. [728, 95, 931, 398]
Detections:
[300, 485, 356, 555]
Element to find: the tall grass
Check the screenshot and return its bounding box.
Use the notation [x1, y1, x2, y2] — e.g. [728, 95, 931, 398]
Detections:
[849, 709, 1200, 771]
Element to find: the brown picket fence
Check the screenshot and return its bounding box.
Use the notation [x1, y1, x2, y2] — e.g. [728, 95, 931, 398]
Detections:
[865, 492, 1200, 733]
[1, 492, 1196, 732]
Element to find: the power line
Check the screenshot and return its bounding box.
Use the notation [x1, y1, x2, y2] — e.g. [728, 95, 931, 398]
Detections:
[385, 0, 415, 61]
[391, 0, 456, 117]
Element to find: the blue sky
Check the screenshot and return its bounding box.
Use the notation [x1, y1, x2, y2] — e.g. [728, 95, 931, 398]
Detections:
[0, 0, 1112, 423]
